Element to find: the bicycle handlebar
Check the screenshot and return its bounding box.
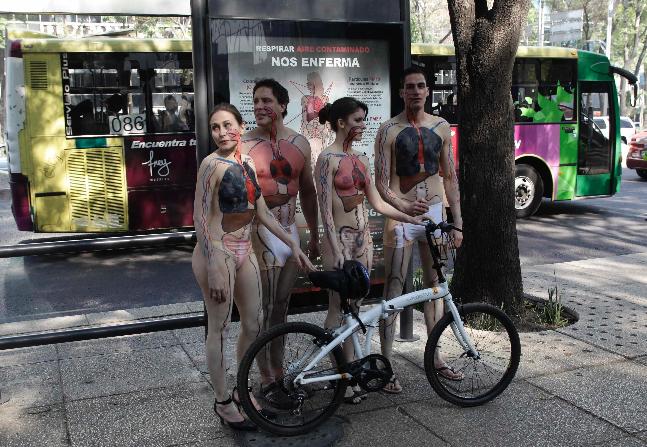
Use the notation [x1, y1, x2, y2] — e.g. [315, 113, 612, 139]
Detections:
[424, 219, 461, 236]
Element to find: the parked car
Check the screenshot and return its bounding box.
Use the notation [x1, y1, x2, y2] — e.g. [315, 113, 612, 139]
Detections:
[627, 130, 647, 179]
[593, 115, 636, 143]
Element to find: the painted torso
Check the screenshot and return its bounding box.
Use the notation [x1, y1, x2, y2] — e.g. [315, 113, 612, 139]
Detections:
[380, 114, 447, 205]
[320, 149, 371, 235]
[195, 153, 261, 247]
[243, 131, 306, 226]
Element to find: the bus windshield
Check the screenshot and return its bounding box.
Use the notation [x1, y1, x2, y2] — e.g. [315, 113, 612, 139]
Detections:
[63, 51, 194, 137]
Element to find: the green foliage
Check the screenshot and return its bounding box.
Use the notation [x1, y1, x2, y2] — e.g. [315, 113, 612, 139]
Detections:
[0, 16, 7, 49]
[467, 312, 504, 332]
[541, 274, 568, 327]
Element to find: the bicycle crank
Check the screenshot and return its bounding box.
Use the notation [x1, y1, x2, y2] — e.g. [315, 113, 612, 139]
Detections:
[347, 354, 394, 392]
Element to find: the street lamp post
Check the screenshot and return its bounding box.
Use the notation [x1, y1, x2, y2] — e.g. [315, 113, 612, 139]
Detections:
[606, 0, 614, 59]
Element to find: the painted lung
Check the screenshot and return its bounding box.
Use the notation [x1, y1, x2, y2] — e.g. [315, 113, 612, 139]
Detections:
[219, 163, 260, 213]
[394, 126, 441, 177]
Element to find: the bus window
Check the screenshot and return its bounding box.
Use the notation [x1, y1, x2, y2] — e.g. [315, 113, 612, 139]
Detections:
[423, 56, 458, 124]
[512, 58, 576, 123]
[579, 81, 613, 175]
[63, 52, 194, 137]
[150, 52, 194, 133]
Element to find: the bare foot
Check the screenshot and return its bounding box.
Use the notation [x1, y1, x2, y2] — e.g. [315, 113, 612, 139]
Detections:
[382, 375, 403, 394]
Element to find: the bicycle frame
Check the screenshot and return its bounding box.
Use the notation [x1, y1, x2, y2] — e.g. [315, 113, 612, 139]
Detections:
[293, 282, 480, 386]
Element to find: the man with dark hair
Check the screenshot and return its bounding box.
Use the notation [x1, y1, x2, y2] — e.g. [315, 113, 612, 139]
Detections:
[374, 67, 464, 392]
[252, 79, 290, 117]
[242, 78, 319, 405]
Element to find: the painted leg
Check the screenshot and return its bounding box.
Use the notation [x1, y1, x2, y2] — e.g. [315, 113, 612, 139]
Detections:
[269, 260, 299, 378]
[192, 251, 244, 423]
[419, 241, 463, 381]
[233, 254, 269, 412]
[379, 244, 412, 394]
[379, 244, 413, 359]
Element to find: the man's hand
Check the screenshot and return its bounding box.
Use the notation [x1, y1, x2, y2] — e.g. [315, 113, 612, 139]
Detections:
[451, 228, 463, 248]
[332, 252, 344, 270]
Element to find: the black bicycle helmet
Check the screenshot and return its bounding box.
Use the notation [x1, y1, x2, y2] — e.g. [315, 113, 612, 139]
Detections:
[342, 260, 370, 300]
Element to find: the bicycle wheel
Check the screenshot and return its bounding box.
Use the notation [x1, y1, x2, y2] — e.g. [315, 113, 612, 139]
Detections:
[424, 303, 521, 406]
[237, 322, 347, 436]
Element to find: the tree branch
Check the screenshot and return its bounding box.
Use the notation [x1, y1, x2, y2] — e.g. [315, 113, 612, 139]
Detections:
[447, 0, 476, 52]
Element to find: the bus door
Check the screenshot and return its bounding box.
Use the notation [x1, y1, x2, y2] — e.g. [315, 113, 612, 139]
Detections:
[576, 81, 617, 197]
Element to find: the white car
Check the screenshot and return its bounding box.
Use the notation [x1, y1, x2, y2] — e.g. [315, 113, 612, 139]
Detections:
[593, 115, 636, 143]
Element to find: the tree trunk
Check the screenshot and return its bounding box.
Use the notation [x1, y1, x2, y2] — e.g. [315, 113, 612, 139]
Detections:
[446, 0, 530, 311]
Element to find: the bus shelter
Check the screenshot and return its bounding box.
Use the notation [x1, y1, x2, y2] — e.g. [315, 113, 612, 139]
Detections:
[191, 0, 412, 309]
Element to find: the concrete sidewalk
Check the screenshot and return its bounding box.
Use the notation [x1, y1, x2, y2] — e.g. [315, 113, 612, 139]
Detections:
[1, 252, 646, 447]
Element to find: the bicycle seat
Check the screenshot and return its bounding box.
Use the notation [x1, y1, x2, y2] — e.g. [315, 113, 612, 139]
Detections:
[309, 270, 345, 294]
[308, 260, 370, 300]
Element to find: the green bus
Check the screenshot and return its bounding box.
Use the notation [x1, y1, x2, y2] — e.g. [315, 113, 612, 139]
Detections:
[412, 44, 638, 217]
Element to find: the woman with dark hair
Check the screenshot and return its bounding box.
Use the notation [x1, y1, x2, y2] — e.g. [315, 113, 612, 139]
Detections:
[192, 103, 314, 430]
[314, 97, 422, 403]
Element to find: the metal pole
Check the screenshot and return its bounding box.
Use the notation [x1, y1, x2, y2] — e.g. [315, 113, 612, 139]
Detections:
[606, 0, 614, 59]
[0, 231, 195, 258]
[396, 256, 420, 342]
[0, 315, 205, 351]
[190, 0, 212, 164]
[538, 0, 545, 47]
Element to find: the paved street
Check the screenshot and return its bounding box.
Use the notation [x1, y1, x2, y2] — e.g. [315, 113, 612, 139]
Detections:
[2, 165, 646, 323]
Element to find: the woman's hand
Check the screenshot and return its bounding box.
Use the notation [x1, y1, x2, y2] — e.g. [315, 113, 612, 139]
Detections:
[332, 251, 344, 270]
[404, 199, 429, 216]
[291, 243, 317, 271]
[406, 214, 426, 226]
[207, 264, 229, 303]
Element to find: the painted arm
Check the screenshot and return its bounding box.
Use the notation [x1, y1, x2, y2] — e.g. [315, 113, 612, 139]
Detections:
[193, 156, 230, 302]
[438, 121, 463, 247]
[314, 153, 343, 269]
[256, 195, 315, 271]
[363, 157, 422, 225]
[296, 136, 320, 259]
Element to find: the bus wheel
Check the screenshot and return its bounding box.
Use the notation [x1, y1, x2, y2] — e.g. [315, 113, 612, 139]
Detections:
[515, 164, 543, 218]
[636, 169, 647, 180]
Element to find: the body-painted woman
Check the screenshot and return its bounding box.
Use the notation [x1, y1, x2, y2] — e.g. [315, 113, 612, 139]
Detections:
[314, 97, 422, 403]
[192, 103, 314, 430]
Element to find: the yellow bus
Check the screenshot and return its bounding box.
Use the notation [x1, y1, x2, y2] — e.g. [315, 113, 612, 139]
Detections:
[4, 29, 196, 232]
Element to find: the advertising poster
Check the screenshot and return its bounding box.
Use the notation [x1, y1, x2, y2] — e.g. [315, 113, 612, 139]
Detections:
[124, 134, 197, 187]
[227, 37, 391, 172]
[226, 36, 392, 286]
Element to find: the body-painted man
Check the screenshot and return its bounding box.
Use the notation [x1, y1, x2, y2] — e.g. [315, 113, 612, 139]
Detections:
[241, 79, 319, 404]
[374, 66, 464, 392]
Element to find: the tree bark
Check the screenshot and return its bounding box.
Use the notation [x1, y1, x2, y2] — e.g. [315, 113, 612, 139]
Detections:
[446, 0, 530, 311]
